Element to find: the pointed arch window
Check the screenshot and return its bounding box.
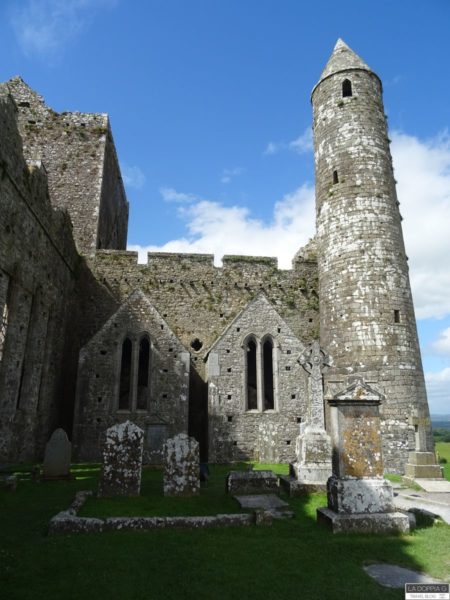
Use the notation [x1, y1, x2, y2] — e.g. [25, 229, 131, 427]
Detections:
[244, 335, 277, 412]
[137, 336, 150, 410]
[263, 338, 275, 410]
[118, 334, 152, 411]
[119, 338, 132, 410]
[342, 79, 352, 97]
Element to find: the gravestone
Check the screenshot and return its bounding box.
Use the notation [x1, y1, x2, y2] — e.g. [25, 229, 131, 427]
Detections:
[163, 433, 199, 496]
[283, 342, 332, 495]
[403, 409, 443, 483]
[317, 379, 410, 533]
[42, 428, 71, 479]
[98, 421, 144, 497]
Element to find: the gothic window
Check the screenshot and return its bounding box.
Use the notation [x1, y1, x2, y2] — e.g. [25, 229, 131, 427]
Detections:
[245, 338, 258, 410]
[118, 334, 153, 411]
[136, 336, 150, 410]
[263, 337, 275, 410]
[119, 338, 132, 410]
[342, 79, 352, 97]
[333, 170, 339, 184]
[244, 335, 277, 412]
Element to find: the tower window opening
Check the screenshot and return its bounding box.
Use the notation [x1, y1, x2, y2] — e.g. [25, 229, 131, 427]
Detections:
[333, 170, 339, 184]
[342, 79, 352, 97]
[394, 310, 400, 324]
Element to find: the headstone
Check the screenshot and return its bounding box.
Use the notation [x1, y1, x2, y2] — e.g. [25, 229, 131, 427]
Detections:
[98, 421, 144, 497]
[403, 409, 443, 483]
[285, 342, 332, 494]
[163, 433, 199, 496]
[317, 379, 410, 534]
[42, 428, 71, 479]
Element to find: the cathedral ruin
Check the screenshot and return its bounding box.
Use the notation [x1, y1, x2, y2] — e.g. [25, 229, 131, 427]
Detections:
[0, 40, 433, 473]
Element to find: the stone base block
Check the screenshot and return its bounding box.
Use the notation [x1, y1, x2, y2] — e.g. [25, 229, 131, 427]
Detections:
[407, 452, 439, 466]
[404, 463, 443, 480]
[327, 476, 395, 514]
[279, 475, 327, 496]
[226, 470, 278, 495]
[289, 462, 332, 485]
[317, 507, 410, 534]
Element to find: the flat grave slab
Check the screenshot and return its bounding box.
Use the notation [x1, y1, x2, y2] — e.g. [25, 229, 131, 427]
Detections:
[363, 564, 445, 588]
[234, 494, 289, 510]
[415, 479, 450, 493]
[227, 470, 279, 495]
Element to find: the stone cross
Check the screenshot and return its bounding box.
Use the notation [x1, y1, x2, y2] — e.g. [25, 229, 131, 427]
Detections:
[299, 341, 330, 429]
[42, 428, 71, 479]
[98, 421, 144, 497]
[409, 409, 428, 452]
[163, 433, 199, 496]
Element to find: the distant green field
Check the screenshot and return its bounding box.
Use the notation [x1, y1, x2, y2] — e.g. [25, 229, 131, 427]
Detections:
[436, 442, 450, 480]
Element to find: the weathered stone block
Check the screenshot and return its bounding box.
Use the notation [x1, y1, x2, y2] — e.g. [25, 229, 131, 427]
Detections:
[98, 421, 144, 497]
[317, 507, 410, 534]
[327, 476, 395, 514]
[163, 433, 199, 497]
[227, 470, 279, 495]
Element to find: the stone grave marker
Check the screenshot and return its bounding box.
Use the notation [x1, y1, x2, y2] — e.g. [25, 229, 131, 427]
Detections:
[42, 428, 71, 479]
[98, 421, 144, 497]
[317, 379, 410, 534]
[403, 409, 443, 483]
[163, 433, 199, 496]
[282, 342, 332, 495]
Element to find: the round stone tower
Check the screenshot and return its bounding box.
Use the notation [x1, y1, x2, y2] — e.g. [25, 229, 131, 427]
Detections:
[312, 39, 432, 472]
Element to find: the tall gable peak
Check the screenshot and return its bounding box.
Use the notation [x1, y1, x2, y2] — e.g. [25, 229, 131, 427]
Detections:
[318, 38, 372, 83]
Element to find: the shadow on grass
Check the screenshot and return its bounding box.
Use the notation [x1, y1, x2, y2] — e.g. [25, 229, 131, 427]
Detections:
[1, 463, 449, 600]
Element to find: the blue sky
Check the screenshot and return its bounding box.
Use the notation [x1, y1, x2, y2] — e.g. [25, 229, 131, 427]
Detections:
[1, 0, 450, 414]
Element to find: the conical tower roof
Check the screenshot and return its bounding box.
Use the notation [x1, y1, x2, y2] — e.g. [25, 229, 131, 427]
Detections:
[318, 39, 373, 83]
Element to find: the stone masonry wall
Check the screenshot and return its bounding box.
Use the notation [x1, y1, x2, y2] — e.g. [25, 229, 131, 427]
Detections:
[0, 87, 80, 461]
[88, 250, 319, 380]
[207, 294, 309, 463]
[73, 291, 190, 462]
[312, 44, 431, 473]
[6, 77, 128, 255]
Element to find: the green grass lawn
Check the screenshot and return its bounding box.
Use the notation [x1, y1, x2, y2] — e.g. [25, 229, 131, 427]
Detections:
[1, 461, 449, 600]
[436, 441, 450, 480]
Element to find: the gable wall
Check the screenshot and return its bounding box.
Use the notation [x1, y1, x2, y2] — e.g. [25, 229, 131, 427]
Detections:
[207, 296, 309, 463]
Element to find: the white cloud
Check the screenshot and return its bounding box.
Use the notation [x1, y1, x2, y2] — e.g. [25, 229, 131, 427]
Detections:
[264, 142, 282, 156]
[10, 0, 116, 62]
[160, 187, 199, 203]
[289, 128, 313, 154]
[121, 164, 146, 190]
[221, 167, 244, 184]
[392, 130, 450, 319]
[425, 368, 450, 414]
[431, 327, 450, 355]
[264, 128, 313, 156]
[128, 184, 316, 268]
